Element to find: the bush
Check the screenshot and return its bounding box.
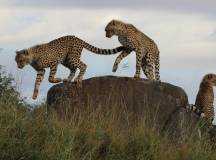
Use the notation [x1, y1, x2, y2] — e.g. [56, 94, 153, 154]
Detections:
[0, 65, 23, 106]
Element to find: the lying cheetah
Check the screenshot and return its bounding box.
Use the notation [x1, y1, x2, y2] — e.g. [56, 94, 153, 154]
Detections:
[105, 20, 160, 80]
[187, 73, 216, 123]
[15, 35, 125, 99]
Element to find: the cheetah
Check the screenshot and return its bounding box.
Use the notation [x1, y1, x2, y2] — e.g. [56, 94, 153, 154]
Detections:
[105, 19, 160, 80]
[15, 35, 125, 99]
[195, 73, 216, 122]
[186, 73, 216, 123]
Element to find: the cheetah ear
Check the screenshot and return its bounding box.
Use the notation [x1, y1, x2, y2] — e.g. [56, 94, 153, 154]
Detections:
[22, 49, 29, 55]
[127, 24, 137, 30]
[111, 20, 116, 25]
[207, 74, 213, 79]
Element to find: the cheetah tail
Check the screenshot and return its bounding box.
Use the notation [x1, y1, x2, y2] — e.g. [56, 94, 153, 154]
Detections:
[186, 104, 205, 118]
[155, 52, 160, 81]
[82, 40, 124, 55]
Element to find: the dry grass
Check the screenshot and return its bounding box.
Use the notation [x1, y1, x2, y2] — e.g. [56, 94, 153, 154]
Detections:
[0, 89, 216, 160]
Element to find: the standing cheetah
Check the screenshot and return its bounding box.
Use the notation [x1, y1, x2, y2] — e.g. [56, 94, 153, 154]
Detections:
[15, 35, 125, 99]
[105, 20, 160, 80]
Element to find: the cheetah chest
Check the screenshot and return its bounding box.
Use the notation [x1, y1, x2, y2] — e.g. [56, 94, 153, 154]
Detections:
[118, 36, 135, 49]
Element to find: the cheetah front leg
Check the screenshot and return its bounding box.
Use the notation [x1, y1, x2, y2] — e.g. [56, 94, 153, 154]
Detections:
[112, 49, 131, 72]
[141, 56, 147, 76]
[32, 69, 45, 99]
[145, 53, 154, 80]
[134, 48, 145, 79]
[48, 65, 62, 83]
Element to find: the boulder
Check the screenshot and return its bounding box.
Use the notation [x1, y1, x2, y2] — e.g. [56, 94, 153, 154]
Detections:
[163, 107, 201, 143]
[47, 76, 192, 128]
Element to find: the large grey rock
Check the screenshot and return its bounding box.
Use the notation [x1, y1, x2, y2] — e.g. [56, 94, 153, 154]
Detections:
[47, 76, 191, 129]
[163, 107, 201, 143]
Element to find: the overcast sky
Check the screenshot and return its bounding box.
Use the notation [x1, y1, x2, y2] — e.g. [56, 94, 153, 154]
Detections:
[0, 0, 216, 122]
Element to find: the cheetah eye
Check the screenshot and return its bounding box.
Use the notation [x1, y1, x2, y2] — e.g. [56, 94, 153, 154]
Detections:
[19, 59, 24, 63]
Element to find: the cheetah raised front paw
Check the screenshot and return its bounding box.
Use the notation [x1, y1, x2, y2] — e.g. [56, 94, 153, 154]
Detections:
[32, 91, 38, 100]
[112, 63, 119, 72]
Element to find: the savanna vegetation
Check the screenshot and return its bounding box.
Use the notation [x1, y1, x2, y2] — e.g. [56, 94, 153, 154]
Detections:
[0, 66, 216, 160]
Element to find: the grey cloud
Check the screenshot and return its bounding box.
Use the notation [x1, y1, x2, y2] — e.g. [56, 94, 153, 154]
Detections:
[209, 30, 216, 40]
[2, 0, 216, 15]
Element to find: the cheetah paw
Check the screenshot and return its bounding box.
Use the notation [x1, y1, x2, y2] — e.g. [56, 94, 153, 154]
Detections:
[112, 64, 118, 72]
[49, 78, 62, 83]
[63, 78, 70, 83]
[74, 78, 82, 87]
[32, 93, 38, 100]
[133, 75, 140, 80]
[54, 78, 62, 83]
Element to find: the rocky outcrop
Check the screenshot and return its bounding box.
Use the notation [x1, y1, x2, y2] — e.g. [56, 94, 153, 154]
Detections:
[163, 107, 201, 142]
[48, 76, 189, 124]
[47, 76, 216, 143]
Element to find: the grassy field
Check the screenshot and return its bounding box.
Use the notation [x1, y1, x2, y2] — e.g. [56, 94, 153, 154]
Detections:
[0, 68, 216, 160]
[0, 90, 216, 160]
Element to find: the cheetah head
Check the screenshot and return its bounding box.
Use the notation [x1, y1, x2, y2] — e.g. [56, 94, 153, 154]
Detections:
[202, 73, 216, 86]
[105, 19, 126, 38]
[15, 49, 32, 69]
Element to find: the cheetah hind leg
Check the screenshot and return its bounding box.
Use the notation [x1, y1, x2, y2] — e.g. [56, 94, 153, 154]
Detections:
[73, 61, 87, 87]
[63, 68, 76, 83]
[141, 57, 154, 80]
[62, 63, 77, 83]
[145, 63, 154, 80]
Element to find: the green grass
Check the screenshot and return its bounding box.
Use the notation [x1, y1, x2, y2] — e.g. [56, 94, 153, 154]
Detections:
[0, 89, 216, 160]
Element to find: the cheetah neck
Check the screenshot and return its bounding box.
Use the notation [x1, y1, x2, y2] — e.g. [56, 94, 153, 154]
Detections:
[26, 48, 34, 64]
[115, 31, 126, 37]
[199, 82, 213, 92]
